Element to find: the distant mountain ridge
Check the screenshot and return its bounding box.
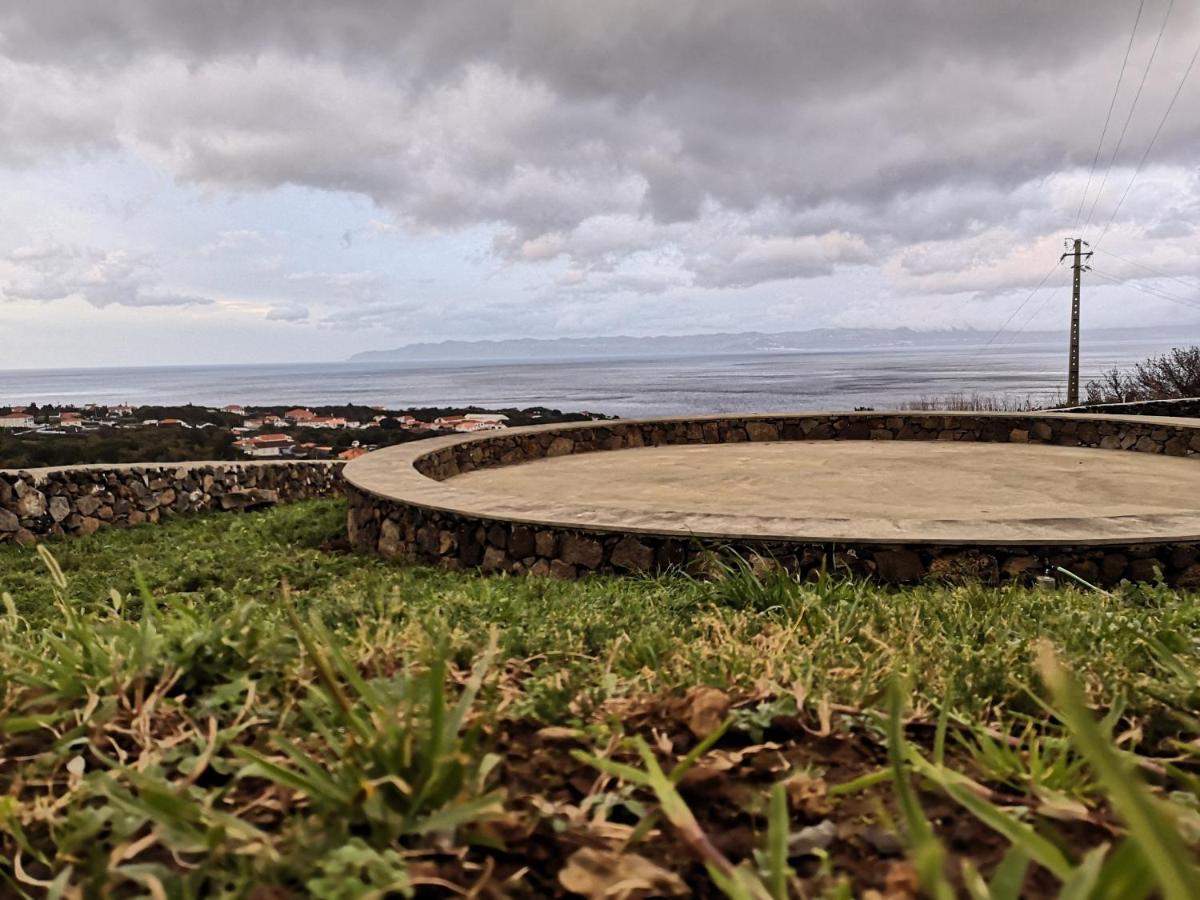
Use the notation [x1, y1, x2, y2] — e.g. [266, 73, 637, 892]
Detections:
[349, 325, 1185, 364]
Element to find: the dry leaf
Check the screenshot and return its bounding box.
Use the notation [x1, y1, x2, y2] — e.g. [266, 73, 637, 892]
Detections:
[537, 726, 584, 742]
[705, 742, 783, 772]
[883, 860, 921, 899]
[559, 847, 689, 898]
[785, 771, 833, 818]
[1033, 787, 1092, 823]
[684, 686, 731, 739]
[817, 694, 833, 735]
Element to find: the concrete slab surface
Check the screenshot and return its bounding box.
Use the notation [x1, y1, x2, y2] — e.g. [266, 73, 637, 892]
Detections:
[441, 441, 1200, 543]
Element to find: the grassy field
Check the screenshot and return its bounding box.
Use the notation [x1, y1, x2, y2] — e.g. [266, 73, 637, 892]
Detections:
[1, 499, 1198, 897]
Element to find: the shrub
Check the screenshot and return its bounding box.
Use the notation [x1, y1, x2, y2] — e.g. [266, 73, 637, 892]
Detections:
[1085, 346, 1200, 404]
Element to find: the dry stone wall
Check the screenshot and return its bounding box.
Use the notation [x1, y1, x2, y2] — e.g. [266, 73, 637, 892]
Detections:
[408, 412, 1200, 480]
[1062, 397, 1200, 418]
[346, 413, 1200, 587]
[0, 461, 344, 546]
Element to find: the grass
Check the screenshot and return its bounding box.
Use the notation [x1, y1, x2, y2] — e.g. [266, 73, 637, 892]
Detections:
[895, 392, 1059, 412]
[1, 499, 1198, 896]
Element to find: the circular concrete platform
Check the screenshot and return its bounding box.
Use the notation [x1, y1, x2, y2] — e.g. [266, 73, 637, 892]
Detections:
[441, 441, 1200, 543]
[344, 412, 1200, 583]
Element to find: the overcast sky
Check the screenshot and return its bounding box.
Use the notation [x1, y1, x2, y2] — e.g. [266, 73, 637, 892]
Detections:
[1, 0, 1198, 368]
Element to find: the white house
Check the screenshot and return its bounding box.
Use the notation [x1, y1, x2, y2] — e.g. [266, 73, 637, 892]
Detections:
[0, 414, 35, 429]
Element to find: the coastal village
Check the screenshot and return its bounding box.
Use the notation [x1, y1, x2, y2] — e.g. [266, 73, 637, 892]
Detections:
[0, 402, 604, 468]
[224, 406, 510, 460]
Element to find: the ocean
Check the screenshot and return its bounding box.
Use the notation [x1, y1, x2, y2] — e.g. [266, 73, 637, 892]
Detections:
[0, 333, 1178, 417]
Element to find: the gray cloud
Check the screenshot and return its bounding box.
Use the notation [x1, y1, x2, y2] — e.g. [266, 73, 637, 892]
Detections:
[1, 1, 1198, 318]
[1, 243, 213, 308]
[265, 303, 309, 322]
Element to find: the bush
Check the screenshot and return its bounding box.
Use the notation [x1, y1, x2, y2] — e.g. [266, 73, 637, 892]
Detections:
[1085, 346, 1200, 404]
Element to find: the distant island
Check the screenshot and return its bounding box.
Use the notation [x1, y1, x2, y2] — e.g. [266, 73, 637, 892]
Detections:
[349, 324, 1190, 364]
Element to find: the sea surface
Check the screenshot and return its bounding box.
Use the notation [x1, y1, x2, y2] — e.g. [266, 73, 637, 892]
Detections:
[0, 334, 1179, 417]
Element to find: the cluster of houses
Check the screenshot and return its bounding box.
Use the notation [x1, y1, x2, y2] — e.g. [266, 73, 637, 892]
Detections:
[228, 408, 509, 459]
[0, 404, 135, 435]
[1, 402, 512, 461]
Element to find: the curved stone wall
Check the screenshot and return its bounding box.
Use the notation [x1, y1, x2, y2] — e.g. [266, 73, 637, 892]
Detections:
[0, 460, 344, 546]
[1062, 397, 1200, 418]
[344, 412, 1200, 586]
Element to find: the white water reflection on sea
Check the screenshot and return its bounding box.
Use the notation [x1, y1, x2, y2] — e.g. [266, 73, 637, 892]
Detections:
[0, 334, 1183, 416]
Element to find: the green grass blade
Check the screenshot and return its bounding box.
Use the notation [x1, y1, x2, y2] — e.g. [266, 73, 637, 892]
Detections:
[934, 684, 952, 766]
[828, 768, 889, 796]
[571, 749, 650, 786]
[669, 716, 732, 783]
[705, 865, 757, 900]
[885, 679, 954, 900]
[766, 781, 790, 900]
[410, 789, 505, 836]
[1058, 844, 1107, 900]
[234, 745, 350, 807]
[1091, 839, 1153, 900]
[1038, 644, 1199, 900]
[908, 752, 1072, 880]
[986, 846, 1031, 900]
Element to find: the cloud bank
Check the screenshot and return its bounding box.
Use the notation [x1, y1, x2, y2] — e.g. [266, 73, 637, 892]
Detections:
[1, 0, 1198, 362]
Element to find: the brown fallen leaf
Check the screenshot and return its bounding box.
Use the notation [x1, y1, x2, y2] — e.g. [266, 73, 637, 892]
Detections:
[1032, 786, 1093, 823]
[683, 686, 731, 739]
[705, 742, 783, 772]
[558, 847, 689, 898]
[784, 771, 833, 819]
[537, 725, 585, 742]
[882, 860, 921, 899]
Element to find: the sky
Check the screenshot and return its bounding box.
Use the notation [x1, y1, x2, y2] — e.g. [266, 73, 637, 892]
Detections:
[1, 0, 1199, 368]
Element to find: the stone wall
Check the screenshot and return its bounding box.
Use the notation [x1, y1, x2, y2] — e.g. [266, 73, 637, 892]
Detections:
[1060, 397, 1200, 419]
[408, 412, 1200, 481]
[347, 487, 1200, 587]
[0, 460, 344, 546]
[346, 412, 1200, 586]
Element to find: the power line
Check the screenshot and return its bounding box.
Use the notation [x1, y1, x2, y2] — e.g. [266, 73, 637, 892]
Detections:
[1093, 247, 1200, 291]
[1090, 267, 1200, 312]
[1073, 0, 1147, 230]
[989, 265, 1073, 350]
[979, 259, 1063, 349]
[1093, 33, 1200, 248]
[1081, 0, 1176, 234]
[1091, 269, 1200, 309]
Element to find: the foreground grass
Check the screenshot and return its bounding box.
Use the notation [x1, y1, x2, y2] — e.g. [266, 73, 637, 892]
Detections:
[1, 500, 1198, 896]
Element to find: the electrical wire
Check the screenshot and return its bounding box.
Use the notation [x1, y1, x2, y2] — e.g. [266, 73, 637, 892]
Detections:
[1093, 248, 1200, 291]
[1081, 0, 1176, 234]
[1073, 0, 1147, 230]
[1093, 32, 1200, 249]
[993, 268, 1072, 347]
[979, 259, 1064, 349]
[1090, 267, 1200, 312]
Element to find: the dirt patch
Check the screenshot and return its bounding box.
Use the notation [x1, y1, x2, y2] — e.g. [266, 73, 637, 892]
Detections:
[417, 701, 1118, 898]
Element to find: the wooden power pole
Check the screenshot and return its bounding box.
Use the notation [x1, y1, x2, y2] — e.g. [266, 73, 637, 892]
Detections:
[1061, 238, 1093, 405]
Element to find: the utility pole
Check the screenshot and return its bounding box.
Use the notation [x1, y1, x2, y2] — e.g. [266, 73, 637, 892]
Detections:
[1060, 238, 1093, 405]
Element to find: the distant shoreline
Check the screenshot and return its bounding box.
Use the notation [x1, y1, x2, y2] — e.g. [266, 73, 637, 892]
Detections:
[348, 324, 1196, 365]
